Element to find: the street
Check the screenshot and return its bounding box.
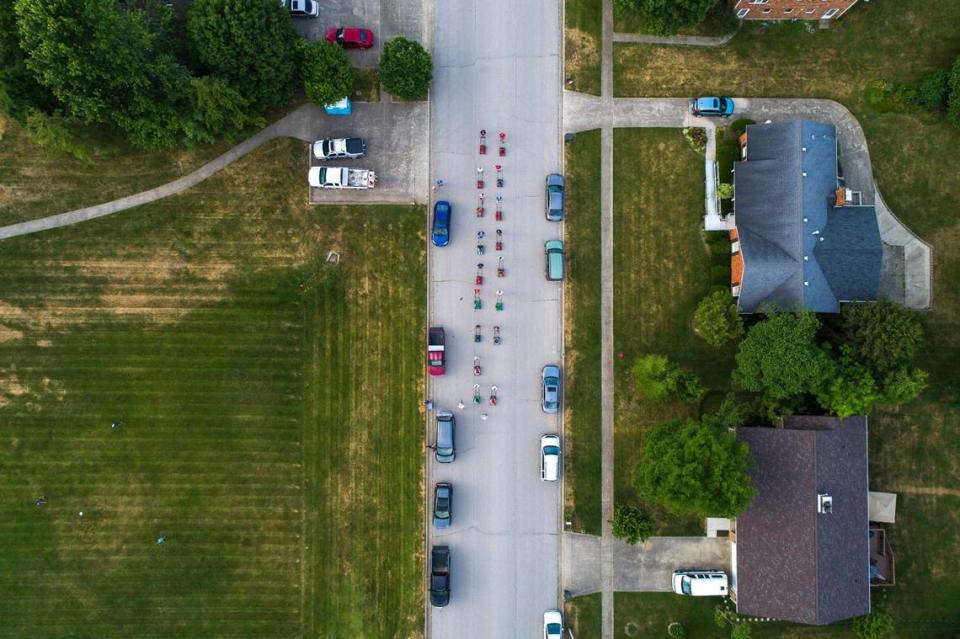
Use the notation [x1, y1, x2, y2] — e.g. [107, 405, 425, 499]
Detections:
[427, 0, 563, 635]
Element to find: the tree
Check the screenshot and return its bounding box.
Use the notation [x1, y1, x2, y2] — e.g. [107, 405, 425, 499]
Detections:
[301, 40, 354, 107]
[182, 76, 265, 146]
[818, 362, 880, 418]
[379, 36, 432, 100]
[187, 0, 298, 110]
[853, 605, 894, 639]
[0, 0, 56, 120]
[611, 504, 655, 545]
[733, 311, 835, 401]
[15, 0, 188, 148]
[695, 290, 744, 347]
[632, 354, 703, 402]
[841, 299, 924, 376]
[633, 416, 756, 517]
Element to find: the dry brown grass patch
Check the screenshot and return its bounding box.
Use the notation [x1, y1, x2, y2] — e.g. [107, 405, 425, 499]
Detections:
[566, 28, 600, 76]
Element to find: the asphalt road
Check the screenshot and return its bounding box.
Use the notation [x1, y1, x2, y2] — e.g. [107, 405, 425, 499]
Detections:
[427, 0, 563, 635]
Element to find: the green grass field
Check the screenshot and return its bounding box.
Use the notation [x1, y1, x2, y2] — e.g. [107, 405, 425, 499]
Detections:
[612, 128, 735, 535]
[563, 130, 604, 535]
[0, 138, 425, 637]
[564, 0, 602, 96]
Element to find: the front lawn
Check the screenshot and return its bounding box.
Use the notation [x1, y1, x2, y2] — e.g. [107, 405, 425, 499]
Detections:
[563, 130, 604, 535]
[612, 128, 735, 535]
[0, 138, 425, 637]
[565, 0, 602, 95]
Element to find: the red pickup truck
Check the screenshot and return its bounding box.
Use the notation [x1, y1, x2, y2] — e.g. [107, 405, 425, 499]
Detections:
[428, 327, 446, 376]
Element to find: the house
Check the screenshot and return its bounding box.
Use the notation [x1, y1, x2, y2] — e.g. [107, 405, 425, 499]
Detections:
[730, 120, 882, 313]
[730, 416, 872, 625]
[731, 0, 859, 22]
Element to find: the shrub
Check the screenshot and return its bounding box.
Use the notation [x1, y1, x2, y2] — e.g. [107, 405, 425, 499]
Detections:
[947, 55, 960, 127]
[682, 127, 706, 154]
[631, 354, 703, 402]
[379, 36, 432, 100]
[611, 504, 655, 544]
[917, 69, 949, 110]
[730, 118, 754, 136]
[25, 110, 94, 161]
[301, 40, 354, 107]
[853, 606, 894, 639]
[717, 182, 733, 199]
[695, 290, 743, 347]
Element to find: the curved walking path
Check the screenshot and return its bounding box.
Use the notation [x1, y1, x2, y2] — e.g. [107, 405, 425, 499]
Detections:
[612, 26, 739, 47]
[0, 105, 323, 242]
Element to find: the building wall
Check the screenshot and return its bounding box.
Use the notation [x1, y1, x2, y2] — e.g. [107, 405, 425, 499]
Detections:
[732, 0, 858, 21]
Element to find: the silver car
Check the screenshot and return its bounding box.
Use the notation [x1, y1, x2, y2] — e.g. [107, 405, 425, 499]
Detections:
[436, 411, 455, 463]
[545, 174, 564, 221]
[542, 365, 561, 413]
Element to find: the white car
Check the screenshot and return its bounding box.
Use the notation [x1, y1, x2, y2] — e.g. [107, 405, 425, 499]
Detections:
[312, 137, 366, 160]
[281, 0, 318, 17]
[540, 435, 561, 482]
[543, 609, 563, 639]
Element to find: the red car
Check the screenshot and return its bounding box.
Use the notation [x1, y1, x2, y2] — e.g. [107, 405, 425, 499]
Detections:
[325, 27, 375, 49]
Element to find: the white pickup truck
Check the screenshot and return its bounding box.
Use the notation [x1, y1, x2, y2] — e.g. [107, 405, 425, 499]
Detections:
[308, 167, 376, 189]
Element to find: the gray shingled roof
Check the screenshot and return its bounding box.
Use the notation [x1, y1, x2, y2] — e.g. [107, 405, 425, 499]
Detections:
[735, 417, 871, 625]
[734, 121, 881, 313]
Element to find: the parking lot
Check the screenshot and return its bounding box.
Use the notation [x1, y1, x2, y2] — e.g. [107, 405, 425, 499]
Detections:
[295, 0, 428, 205]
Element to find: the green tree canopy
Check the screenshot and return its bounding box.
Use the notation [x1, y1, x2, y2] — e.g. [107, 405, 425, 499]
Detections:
[182, 76, 264, 145]
[301, 40, 354, 107]
[817, 350, 882, 418]
[695, 290, 744, 347]
[187, 0, 298, 110]
[379, 36, 432, 100]
[853, 605, 894, 639]
[15, 0, 188, 147]
[633, 416, 756, 517]
[841, 299, 925, 376]
[611, 504, 655, 545]
[733, 311, 835, 401]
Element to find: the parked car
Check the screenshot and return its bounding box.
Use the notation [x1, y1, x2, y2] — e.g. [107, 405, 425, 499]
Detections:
[672, 570, 729, 597]
[312, 137, 366, 160]
[545, 174, 564, 221]
[427, 326, 446, 376]
[432, 201, 451, 247]
[430, 545, 451, 607]
[545, 240, 564, 281]
[436, 411, 455, 463]
[324, 97, 352, 115]
[325, 27, 375, 49]
[308, 166, 375, 189]
[281, 0, 318, 17]
[689, 96, 735, 117]
[542, 365, 561, 414]
[540, 434, 561, 481]
[433, 482, 452, 528]
[543, 609, 564, 639]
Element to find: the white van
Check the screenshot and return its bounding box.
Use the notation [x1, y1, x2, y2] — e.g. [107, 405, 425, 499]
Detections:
[672, 570, 728, 597]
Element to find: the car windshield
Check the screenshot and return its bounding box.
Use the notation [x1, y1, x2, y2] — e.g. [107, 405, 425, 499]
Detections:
[681, 577, 692, 595]
[360, 31, 368, 42]
[547, 623, 562, 633]
[434, 226, 448, 236]
[548, 184, 562, 192]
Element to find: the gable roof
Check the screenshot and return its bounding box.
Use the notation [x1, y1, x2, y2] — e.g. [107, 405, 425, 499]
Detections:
[734, 121, 881, 313]
[735, 416, 871, 625]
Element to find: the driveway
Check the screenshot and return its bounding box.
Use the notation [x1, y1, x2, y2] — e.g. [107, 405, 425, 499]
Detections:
[426, 0, 563, 635]
[563, 532, 731, 595]
[307, 101, 428, 204]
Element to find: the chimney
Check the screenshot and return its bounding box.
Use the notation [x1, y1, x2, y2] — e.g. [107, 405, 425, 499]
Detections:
[818, 493, 833, 514]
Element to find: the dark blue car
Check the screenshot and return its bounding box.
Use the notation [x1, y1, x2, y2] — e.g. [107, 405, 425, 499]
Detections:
[432, 201, 451, 247]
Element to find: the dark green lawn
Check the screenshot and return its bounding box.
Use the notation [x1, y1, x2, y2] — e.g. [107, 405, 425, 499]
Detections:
[612, 128, 736, 535]
[566, 592, 602, 639]
[563, 130, 603, 535]
[0, 138, 425, 637]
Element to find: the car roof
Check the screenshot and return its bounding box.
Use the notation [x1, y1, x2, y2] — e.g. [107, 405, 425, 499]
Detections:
[696, 97, 720, 108]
